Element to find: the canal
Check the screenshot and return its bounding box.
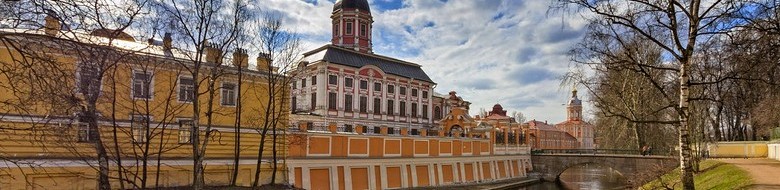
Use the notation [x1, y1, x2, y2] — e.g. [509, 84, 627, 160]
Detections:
[520, 164, 629, 190]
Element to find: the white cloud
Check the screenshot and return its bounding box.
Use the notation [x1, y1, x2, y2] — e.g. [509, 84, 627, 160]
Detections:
[264, 0, 591, 123]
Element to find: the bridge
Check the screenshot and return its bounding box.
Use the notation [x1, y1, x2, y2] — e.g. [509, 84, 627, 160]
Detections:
[530, 149, 678, 186]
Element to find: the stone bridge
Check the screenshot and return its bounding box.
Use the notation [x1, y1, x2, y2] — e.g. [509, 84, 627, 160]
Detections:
[530, 153, 677, 186]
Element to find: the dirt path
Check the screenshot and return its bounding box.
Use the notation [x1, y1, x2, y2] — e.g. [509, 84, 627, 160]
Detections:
[718, 158, 780, 189]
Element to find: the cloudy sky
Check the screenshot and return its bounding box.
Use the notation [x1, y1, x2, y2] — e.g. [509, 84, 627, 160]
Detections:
[261, 0, 590, 122]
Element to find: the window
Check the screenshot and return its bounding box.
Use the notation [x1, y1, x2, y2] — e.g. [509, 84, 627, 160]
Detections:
[178, 120, 193, 144]
[334, 23, 339, 35]
[400, 86, 406, 95]
[132, 115, 149, 143]
[361, 126, 368, 133]
[77, 63, 100, 95]
[360, 24, 367, 36]
[344, 94, 353, 112]
[311, 93, 317, 110]
[373, 98, 381, 115]
[373, 126, 381, 134]
[344, 124, 353, 132]
[132, 71, 152, 99]
[77, 123, 97, 143]
[411, 128, 419, 136]
[179, 77, 195, 102]
[360, 80, 367, 89]
[412, 89, 418, 97]
[422, 91, 428, 99]
[312, 76, 317, 85]
[387, 85, 395, 94]
[359, 96, 367, 113]
[374, 82, 381, 91]
[346, 22, 353, 35]
[345, 78, 353, 87]
[329, 75, 338, 85]
[400, 101, 406, 116]
[422, 104, 428, 119]
[301, 78, 307, 88]
[292, 80, 297, 89]
[412, 103, 418, 118]
[434, 106, 442, 120]
[221, 83, 237, 106]
[291, 96, 297, 112]
[387, 100, 394, 116]
[328, 92, 337, 110]
[387, 127, 395, 135]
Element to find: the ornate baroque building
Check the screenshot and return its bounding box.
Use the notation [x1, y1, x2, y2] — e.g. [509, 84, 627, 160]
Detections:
[286, 1, 532, 189]
[554, 88, 595, 149]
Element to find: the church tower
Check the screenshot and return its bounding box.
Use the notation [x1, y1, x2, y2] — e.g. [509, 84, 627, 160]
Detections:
[567, 88, 582, 121]
[331, 0, 373, 53]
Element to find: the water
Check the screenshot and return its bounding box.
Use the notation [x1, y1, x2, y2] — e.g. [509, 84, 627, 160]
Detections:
[520, 164, 629, 190]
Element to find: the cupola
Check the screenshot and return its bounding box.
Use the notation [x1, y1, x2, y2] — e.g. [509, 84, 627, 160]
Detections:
[331, 0, 373, 53]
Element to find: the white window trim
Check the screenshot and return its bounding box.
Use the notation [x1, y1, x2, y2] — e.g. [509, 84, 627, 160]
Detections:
[177, 76, 196, 104]
[220, 81, 238, 107]
[131, 115, 151, 143]
[75, 62, 104, 95]
[131, 70, 154, 100]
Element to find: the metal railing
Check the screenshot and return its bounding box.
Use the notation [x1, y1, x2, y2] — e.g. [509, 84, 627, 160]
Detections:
[531, 149, 672, 156]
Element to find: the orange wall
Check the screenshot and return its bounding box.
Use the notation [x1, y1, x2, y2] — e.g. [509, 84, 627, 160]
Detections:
[350, 168, 369, 190]
[386, 167, 402, 189]
[416, 165, 430, 186]
[310, 168, 331, 190]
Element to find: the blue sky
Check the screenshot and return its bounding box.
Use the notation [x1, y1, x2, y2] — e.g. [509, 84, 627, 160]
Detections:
[261, 0, 590, 122]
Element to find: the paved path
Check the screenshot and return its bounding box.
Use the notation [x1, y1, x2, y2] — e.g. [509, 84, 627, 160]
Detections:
[719, 158, 780, 189]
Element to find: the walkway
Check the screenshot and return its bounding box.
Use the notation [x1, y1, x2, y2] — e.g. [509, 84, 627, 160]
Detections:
[719, 158, 780, 189]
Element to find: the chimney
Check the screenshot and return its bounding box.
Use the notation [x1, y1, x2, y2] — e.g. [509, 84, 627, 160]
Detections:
[204, 41, 222, 64]
[44, 14, 61, 36]
[256, 53, 276, 72]
[162, 33, 172, 51]
[232, 48, 249, 69]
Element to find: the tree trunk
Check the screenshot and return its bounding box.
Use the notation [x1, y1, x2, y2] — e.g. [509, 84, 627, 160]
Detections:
[679, 59, 695, 190]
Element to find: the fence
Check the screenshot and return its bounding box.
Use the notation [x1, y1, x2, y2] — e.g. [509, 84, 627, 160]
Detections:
[771, 127, 780, 140]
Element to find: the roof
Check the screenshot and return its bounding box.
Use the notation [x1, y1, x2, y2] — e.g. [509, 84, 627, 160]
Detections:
[333, 0, 371, 13]
[527, 120, 560, 131]
[555, 120, 591, 126]
[303, 45, 435, 83]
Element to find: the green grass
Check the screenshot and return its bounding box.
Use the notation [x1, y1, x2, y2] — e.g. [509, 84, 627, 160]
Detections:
[642, 160, 753, 190]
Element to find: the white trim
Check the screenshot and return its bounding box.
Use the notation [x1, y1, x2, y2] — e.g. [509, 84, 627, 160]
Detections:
[306, 136, 332, 157]
[383, 139, 402, 157]
[131, 69, 155, 100]
[347, 137, 369, 157]
[414, 140, 429, 157]
[219, 81, 238, 107]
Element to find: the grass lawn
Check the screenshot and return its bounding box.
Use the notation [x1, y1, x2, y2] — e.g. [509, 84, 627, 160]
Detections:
[642, 160, 753, 190]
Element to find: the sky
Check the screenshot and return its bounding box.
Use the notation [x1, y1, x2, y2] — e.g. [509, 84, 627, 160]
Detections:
[259, 0, 590, 123]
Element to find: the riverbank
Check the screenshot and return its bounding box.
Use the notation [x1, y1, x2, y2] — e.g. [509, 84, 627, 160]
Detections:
[403, 177, 540, 190]
[719, 158, 780, 189]
[641, 160, 752, 189]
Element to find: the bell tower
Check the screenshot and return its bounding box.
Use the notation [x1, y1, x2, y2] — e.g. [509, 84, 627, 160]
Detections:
[331, 0, 373, 53]
[567, 88, 583, 121]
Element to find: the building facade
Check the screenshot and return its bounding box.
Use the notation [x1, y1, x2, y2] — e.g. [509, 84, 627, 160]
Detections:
[554, 88, 595, 149]
[0, 16, 286, 189]
[286, 1, 531, 189]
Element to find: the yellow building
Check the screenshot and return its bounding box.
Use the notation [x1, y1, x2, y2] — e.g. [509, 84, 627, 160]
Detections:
[0, 16, 287, 189]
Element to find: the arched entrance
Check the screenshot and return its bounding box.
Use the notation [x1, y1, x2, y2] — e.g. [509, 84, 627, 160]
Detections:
[448, 125, 464, 137]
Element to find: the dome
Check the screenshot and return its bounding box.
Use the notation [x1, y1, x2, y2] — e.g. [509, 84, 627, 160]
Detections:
[333, 0, 371, 13]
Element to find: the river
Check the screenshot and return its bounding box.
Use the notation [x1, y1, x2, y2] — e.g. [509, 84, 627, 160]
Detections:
[519, 164, 630, 190]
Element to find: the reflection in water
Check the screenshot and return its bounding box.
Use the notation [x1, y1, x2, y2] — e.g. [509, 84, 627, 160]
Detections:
[519, 164, 629, 190]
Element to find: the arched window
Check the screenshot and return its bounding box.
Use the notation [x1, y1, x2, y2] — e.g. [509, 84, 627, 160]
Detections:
[434, 106, 442, 120]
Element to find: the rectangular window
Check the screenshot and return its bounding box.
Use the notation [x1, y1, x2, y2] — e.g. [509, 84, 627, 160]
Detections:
[412, 103, 418, 118]
[132, 71, 152, 99]
[291, 97, 297, 112]
[77, 123, 97, 143]
[373, 126, 381, 134]
[400, 101, 406, 116]
[302, 78, 307, 88]
[344, 94, 353, 112]
[400, 86, 406, 95]
[179, 77, 195, 102]
[387, 100, 394, 116]
[334, 23, 339, 35]
[412, 89, 418, 97]
[221, 83, 237, 106]
[311, 93, 317, 110]
[345, 77, 353, 87]
[346, 22, 353, 35]
[77, 63, 100, 95]
[312, 76, 317, 85]
[360, 24, 367, 36]
[328, 92, 337, 110]
[361, 126, 368, 133]
[329, 75, 338, 85]
[292, 80, 297, 89]
[422, 91, 428, 99]
[373, 98, 381, 115]
[411, 129, 419, 136]
[374, 82, 381, 91]
[387, 127, 395, 135]
[360, 80, 368, 89]
[178, 120, 193, 144]
[422, 104, 429, 119]
[132, 115, 149, 143]
[344, 124, 353, 132]
[387, 85, 395, 94]
[359, 96, 368, 113]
